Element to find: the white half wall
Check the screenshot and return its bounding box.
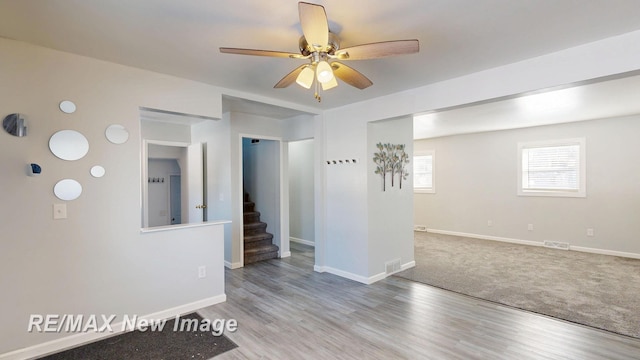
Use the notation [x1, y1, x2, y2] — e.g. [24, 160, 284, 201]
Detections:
[414, 115, 640, 255]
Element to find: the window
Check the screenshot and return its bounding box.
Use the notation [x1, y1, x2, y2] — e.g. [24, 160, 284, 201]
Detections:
[518, 138, 585, 197]
[414, 150, 435, 193]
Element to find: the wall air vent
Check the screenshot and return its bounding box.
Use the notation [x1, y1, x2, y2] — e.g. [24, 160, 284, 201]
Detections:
[385, 259, 402, 275]
[543, 241, 570, 250]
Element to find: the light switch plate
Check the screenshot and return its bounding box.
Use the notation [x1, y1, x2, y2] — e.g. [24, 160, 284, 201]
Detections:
[53, 204, 67, 219]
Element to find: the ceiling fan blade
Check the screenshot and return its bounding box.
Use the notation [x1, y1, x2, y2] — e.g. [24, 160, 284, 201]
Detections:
[331, 62, 373, 89]
[220, 47, 307, 59]
[274, 65, 308, 88]
[334, 39, 419, 60]
[299, 2, 329, 50]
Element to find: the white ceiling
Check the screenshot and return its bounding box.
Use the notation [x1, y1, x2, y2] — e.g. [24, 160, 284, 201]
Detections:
[1, 0, 640, 113]
[414, 72, 640, 139]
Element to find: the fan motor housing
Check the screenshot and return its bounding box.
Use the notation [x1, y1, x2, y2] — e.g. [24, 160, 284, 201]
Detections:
[299, 32, 340, 56]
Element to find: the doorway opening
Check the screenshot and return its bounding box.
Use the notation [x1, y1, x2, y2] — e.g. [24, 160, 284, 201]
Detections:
[240, 136, 283, 265]
[288, 139, 315, 263]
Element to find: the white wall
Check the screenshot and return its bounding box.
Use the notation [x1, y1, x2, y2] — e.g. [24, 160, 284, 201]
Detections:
[141, 120, 191, 143]
[316, 29, 640, 283]
[367, 117, 415, 278]
[283, 114, 315, 141]
[191, 119, 233, 262]
[320, 106, 371, 281]
[414, 115, 640, 256]
[3, 26, 640, 355]
[288, 139, 315, 244]
[0, 38, 227, 357]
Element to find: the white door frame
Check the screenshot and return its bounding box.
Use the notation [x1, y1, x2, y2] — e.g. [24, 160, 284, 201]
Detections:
[237, 133, 290, 267]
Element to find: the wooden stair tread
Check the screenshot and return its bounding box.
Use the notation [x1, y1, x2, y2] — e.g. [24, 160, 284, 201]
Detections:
[244, 233, 273, 242]
[244, 244, 279, 255]
[243, 192, 278, 264]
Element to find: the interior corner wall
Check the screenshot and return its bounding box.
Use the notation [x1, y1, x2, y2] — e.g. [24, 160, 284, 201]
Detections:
[0, 38, 227, 356]
[367, 117, 415, 277]
[414, 115, 640, 255]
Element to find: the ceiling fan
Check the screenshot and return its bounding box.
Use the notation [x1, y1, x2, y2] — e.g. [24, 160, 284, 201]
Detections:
[220, 2, 419, 102]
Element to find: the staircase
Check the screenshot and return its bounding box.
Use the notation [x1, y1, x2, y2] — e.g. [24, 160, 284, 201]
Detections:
[243, 193, 279, 264]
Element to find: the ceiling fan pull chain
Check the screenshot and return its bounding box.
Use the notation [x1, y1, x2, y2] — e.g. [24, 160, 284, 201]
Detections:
[315, 80, 321, 102]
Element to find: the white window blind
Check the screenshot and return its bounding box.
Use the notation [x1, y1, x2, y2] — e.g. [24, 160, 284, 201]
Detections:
[518, 138, 585, 197]
[522, 144, 579, 190]
[414, 153, 433, 192]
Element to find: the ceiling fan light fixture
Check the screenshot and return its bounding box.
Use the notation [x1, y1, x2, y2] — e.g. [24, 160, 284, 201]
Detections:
[220, 2, 419, 102]
[321, 75, 338, 90]
[296, 66, 315, 89]
[316, 60, 334, 83]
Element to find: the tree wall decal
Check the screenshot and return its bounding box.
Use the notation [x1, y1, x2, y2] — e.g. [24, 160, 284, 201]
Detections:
[373, 143, 389, 191]
[373, 142, 410, 191]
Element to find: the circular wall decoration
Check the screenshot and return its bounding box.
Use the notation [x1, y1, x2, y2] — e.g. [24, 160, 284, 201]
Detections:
[59, 100, 77, 114]
[2, 113, 27, 137]
[49, 130, 89, 161]
[54, 179, 83, 201]
[90, 165, 106, 178]
[105, 124, 129, 144]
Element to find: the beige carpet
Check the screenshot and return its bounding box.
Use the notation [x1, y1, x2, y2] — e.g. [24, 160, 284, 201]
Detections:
[395, 232, 640, 338]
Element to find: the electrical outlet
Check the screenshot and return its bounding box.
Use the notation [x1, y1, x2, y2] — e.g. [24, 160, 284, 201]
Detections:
[586, 228, 594, 237]
[198, 266, 206, 278]
[487, 220, 493, 227]
[528, 224, 534, 231]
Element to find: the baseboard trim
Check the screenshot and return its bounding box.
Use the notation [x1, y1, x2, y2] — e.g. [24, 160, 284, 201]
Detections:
[224, 260, 243, 269]
[313, 265, 372, 284]
[290, 237, 315, 247]
[426, 228, 640, 259]
[426, 229, 541, 247]
[280, 251, 292, 258]
[368, 271, 388, 284]
[571, 246, 640, 259]
[370, 260, 416, 283]
[0, 295, 227, 360]
[314, 260, 416, 285]
[401, 260, 416, 271]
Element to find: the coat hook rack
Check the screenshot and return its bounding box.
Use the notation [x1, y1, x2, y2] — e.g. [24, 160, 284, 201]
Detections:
[326, 158, 358, 165]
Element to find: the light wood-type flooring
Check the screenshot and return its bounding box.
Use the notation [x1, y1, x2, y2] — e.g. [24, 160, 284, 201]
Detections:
[200, 243, 640, 359]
